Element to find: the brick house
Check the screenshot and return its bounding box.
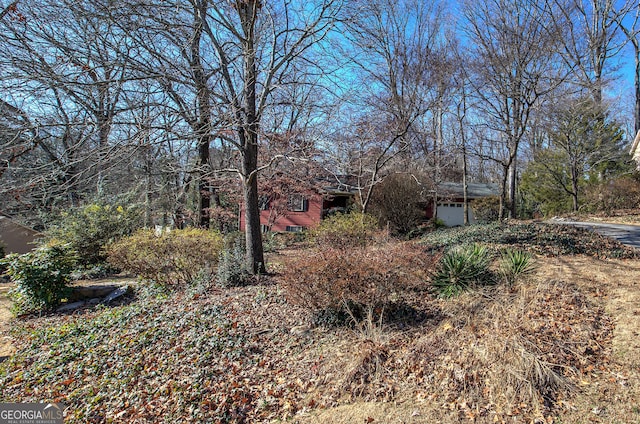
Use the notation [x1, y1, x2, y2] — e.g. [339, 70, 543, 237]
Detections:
[239, 184, 354, 233]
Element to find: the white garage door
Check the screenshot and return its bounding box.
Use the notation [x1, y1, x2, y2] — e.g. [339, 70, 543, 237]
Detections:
[436, 203, 476, 227]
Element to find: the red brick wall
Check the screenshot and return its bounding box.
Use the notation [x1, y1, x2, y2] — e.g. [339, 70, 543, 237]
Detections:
[239, 196, 323, 232]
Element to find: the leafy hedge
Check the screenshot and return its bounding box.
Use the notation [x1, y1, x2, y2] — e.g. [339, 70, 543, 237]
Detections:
[47, 202, 143, 266]
[2, 242, 77, 313]
[107, 228, 223, 287]
[310, 212, 380, 249]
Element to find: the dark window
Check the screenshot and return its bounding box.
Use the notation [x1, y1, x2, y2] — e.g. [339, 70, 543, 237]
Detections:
[288, 194, 308, 212]
[258, 196, 270, 211]
[285, 225, 305, 232]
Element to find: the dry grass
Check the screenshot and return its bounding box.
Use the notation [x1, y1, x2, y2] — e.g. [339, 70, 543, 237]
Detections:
[533, 256, 640, 423]
[297, 254, 640, 424]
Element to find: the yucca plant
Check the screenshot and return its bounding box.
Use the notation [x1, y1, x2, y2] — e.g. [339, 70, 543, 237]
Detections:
[432, 244, 493, 298]
[500, 248, 535, 285]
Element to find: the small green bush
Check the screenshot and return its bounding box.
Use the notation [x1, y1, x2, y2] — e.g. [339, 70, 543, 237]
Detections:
[499, 248, 536, 285]
[107, 228, 223, 287]
[216, 236, 253, 287]
[433, 217, 446, 229]
[2, 242, 77, 313]
[432, 244, 493, 298]
[311, 212, 379, 249]
[47, 202, 143, 266]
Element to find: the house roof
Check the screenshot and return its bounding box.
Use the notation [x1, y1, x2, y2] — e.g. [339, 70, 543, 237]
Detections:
[313, 176, 359, 196]
[437, 182, 500, 199]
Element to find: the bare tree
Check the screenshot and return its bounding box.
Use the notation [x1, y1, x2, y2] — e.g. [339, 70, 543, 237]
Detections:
[0, 0, 138, 210]
[0, 1, 19, 21]
[464, 0, 567, 218]
[115, 0, 223, 228]
[330, 0, 447, 212]
[195, 0, 343, 273]
[550, 0, 634, 104]
[616, 4, 640, 135]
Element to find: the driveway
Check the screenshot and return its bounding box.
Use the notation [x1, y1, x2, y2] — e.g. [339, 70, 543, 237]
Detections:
[549, 219, 640, 250]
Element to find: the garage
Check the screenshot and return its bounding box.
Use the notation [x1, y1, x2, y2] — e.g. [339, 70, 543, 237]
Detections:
[436, 202, 476, 227]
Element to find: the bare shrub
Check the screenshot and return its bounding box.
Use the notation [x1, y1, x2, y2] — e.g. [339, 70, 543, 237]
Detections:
[585, 175, 640, 213]
[369, 174, 425, 236]
[281, 242, 436, 325]
[472, 196, 501, 223]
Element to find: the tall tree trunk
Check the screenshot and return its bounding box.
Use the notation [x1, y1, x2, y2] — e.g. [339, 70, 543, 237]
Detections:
[242, 163, 265, 274]
[192, 1, 212, 229]
[462, 144, 469, 226]
[499, 164, 509, 221]
[635, 40, 640, 135]
[507, 158, 517, 218]
[197, 128, 211, 228]
[571, 166, 579, 212]
[239, 0, 266, 274]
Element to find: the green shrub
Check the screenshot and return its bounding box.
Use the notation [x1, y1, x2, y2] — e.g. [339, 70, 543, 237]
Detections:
[499, 248, 536, 285]
[281, 243, 436, 325]
[107, 228, 223, 287]
[2, 242, 77, 313]
[216, 236, 253, 287]
[47, 202, 143, 266]
[433, 217, 446, 229]
[432, 244, 493, 298]
[311, 212, 379, 249]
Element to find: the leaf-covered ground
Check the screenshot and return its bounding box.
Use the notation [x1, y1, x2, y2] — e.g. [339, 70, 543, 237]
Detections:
[1, 223, 639, 423]
[422, 222, 639, 259]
